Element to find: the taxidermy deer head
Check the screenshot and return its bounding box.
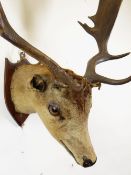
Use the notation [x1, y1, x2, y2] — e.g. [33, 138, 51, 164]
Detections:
[0, 0, 131, 168]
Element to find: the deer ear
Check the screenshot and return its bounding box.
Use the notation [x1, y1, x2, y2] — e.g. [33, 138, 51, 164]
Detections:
[31, 74, 47, 92]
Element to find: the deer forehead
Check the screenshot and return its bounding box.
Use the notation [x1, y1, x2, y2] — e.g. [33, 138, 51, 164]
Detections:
[11, 63, 92, 115]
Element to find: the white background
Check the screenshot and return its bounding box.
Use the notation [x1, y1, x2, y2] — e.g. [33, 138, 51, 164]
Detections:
[0, 0, 131, 175]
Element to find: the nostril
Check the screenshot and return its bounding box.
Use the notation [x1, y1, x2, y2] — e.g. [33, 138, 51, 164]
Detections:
[83, 157, 97, 168]
[83, 159, 93, 167]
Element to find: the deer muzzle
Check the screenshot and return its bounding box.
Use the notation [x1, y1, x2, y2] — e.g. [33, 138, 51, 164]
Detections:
[58, 124, 97, 167]
[61, 139, 96, 167]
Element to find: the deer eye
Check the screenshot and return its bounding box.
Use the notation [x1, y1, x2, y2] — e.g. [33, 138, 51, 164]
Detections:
[48, 102, 60, 116]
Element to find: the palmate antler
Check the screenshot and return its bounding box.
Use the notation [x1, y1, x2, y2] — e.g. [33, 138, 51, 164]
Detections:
[0, 0, 131, 168]
[0, 0, 131, 87]
[79, 0, 131, 85]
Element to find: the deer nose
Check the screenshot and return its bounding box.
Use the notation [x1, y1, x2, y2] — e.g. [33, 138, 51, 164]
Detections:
[83, 157, 97, 168]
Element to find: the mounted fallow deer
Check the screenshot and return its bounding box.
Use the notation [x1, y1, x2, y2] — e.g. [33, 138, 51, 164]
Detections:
[0, 0, 130, 168]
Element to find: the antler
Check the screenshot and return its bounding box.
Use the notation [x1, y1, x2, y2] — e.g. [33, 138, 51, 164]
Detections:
[0, 2, 81, 91]
[78, 0, 131, 85]
[0, 1, 131, 87]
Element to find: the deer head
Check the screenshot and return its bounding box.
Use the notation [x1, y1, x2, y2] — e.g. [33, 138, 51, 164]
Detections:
[0, 0, 131, 168]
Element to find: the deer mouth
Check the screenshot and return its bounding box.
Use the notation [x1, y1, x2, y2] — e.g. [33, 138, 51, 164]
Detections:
[60, 140, 79, 164]
[60, 140, 97, 167]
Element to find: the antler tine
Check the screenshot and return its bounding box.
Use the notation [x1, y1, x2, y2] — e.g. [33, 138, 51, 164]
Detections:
[0, 2, 81, 91]
[78, 0, 131, 85]
[85, 52, 131, 85]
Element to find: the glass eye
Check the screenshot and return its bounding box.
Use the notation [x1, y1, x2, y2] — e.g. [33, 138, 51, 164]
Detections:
[48, 102, 60, 116]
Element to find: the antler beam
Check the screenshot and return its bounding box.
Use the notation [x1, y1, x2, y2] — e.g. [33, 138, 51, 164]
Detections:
[79, 0, 131, 85]
[0, 2, 81, 91]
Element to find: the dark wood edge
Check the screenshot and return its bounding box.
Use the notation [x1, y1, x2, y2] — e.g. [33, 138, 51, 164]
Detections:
[4, 58, 30, 126]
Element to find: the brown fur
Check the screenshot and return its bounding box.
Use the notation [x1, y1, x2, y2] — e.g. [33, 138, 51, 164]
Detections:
[11, 63, 96, 166]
